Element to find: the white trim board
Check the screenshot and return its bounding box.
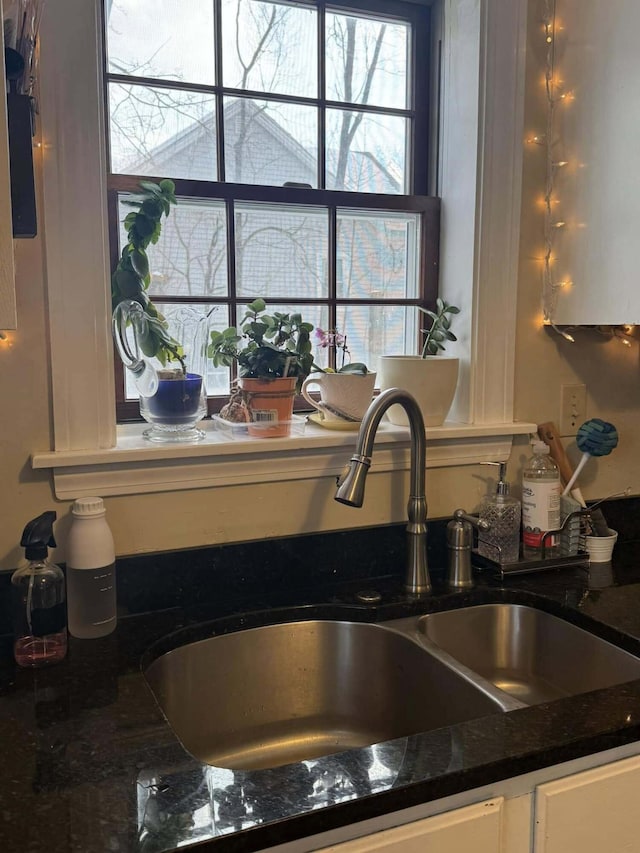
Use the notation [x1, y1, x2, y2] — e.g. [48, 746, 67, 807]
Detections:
[32, 420, 535, 498]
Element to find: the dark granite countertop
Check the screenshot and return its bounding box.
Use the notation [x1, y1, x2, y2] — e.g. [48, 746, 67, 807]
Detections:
[2, 515, 640, 853]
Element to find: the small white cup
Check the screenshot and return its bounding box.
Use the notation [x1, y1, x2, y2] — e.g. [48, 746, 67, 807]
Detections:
[585, 528, 618, 563]
[301, 371, 376, 422]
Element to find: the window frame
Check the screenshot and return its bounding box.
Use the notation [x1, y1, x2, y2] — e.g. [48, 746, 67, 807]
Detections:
[33, 0, 534, 497]
[109, 178, 441, 420]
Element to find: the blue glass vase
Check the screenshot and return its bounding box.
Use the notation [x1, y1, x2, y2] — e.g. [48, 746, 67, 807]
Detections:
[139, 370, 206, 442]
[113, 300, 207, 443]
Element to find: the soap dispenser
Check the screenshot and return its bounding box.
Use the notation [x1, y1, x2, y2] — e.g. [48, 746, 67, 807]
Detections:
[477, 462, 521, 564]
[11, 511, 68, 667]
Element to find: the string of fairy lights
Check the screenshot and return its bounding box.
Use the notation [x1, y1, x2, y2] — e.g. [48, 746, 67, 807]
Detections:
[534, 0, 574, 341]
[531, 0, 637, 348]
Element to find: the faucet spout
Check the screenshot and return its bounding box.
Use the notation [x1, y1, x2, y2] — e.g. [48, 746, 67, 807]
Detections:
[335, 388, 431, 596]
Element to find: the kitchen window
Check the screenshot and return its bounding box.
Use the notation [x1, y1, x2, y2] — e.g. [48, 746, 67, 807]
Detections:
[103, 0, 438, 419]
[33, 0, 532, 497]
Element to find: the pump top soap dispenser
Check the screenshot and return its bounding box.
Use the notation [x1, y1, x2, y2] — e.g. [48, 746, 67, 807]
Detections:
[11, 511, 68, 667]
[477, 462, 521, 565]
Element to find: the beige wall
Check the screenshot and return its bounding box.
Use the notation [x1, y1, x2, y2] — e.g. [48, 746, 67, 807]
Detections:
[1, 0, 638, 570]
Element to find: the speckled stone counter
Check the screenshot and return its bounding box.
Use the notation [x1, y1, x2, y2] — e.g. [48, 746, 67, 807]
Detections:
[2, 512, 640, 853]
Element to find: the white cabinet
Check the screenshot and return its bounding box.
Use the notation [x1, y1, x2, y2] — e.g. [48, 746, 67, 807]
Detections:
[317, 798, 504, 853]
[295, 746, 640, 853]
[547, 0, 640, 326]
[534, 754, 640, 853]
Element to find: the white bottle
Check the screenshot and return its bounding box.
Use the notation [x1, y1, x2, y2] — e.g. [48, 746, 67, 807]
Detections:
[66, 497, 117, 638]
[522, 441, 561, 559]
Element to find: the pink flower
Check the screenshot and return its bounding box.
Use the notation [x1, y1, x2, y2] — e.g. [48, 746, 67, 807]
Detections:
[314, 328, 330, 347]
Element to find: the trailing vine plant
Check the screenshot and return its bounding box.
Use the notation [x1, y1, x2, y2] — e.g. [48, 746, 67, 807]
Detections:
[111, 179, 186, 371]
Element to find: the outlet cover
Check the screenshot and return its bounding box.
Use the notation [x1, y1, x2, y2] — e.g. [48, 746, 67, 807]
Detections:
[560, 384, 587, 436]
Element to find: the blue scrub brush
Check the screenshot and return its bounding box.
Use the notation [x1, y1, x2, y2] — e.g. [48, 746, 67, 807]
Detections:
[562, 418, 619, 496]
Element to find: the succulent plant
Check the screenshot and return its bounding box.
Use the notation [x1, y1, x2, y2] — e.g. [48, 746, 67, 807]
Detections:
[207, 298, 315, 393]
[419, 298, 460, 357]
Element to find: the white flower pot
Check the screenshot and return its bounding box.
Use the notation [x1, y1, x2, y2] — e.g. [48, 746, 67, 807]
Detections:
[377, 355, 460, 427]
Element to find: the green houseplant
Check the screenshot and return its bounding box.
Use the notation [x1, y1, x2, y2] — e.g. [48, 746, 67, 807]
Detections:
[418, 299, 460, 356]
[111, 179, 184, 369]
[208, 298, 315, 436]
[111, 180, 207, 442]
[378, 299, 462, 428]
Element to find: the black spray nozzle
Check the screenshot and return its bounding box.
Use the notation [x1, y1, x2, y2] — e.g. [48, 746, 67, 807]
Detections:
[20, 511, 57, 559]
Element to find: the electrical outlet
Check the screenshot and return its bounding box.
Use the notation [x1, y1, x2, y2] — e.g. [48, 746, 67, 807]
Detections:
[560, 384, 587, 436]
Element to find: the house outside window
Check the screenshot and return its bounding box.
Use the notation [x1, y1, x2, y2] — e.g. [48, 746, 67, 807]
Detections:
[104, 0, 438, 419]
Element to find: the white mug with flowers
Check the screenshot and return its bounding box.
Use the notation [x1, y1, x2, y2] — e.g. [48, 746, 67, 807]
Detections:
[302, 328, 375, 423]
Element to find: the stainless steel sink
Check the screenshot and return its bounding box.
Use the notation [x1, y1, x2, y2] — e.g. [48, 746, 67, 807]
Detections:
[419, 603, 640, 705]
[144, 619, 506, 770]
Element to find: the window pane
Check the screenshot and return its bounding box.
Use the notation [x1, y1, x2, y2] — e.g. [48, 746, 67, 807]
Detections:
[336, 304, 418, 377]
[233, 301, 329, 372]
[109, 84, 217, 180]
[326, 110, 407, 193]
[224, 97, 317, 186]
[326, 12, 409, 110]
[124, 304, 230, 399]
[235, 203, 328, 299]
[236, 302, 328, 332]
[336, 210, 420, 300]
[221, 0, 317, 98]
[118, 197, 228, 298]
[106, 0, 216, 85]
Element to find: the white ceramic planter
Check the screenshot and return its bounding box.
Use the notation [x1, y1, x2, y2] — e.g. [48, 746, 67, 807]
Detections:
[377, 355, 460, 427]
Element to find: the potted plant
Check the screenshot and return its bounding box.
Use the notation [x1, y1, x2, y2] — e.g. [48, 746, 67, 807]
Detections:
[111, 180, 207, 442]
[378, 299, 461, 427]
[301, 328, 375, 426]
[208, 298, 314, 437]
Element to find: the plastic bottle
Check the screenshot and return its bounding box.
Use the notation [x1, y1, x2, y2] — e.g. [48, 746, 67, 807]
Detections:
[11, 511, 67, 667]
[478, 462, 521, 564]
[522, 441, 561, 559]
[66, 497, 117, 639]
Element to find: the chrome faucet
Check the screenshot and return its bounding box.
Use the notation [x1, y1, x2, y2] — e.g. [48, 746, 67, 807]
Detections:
[334, 388, 431, 596]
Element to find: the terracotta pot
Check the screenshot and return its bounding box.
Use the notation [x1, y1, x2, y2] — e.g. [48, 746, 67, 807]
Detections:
[377, 355, 459, 427]
[238, 376, 297, 438]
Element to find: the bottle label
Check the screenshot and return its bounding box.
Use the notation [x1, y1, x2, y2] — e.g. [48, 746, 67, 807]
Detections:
[522, 479, 561, 546]
[67, 563, 116, 629]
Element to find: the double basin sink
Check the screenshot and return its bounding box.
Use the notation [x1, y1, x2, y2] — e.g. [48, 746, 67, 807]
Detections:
[144, 602, 640, 772]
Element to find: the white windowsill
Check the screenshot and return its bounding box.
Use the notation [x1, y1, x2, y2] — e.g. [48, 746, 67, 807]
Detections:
[32, 419, 536, 499]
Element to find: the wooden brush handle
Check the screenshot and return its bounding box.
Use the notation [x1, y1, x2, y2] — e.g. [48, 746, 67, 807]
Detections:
[537, 421, 576, 486]
[538, 421, 611, 531]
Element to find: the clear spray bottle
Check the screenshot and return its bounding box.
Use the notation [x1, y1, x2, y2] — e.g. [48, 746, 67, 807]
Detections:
[11, 511, 67, 667]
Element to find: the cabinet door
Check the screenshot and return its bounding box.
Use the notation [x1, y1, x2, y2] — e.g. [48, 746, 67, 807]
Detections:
[535, 754, 640, 853]
[318, 798, 504, 853]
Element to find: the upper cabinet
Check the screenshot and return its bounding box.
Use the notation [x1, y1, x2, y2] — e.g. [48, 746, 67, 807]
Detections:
[544, 0, 640, 326]
[0, 0, 18, 330]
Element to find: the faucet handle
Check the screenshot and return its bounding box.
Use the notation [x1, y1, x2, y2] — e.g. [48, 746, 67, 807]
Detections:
[447, 510, 490, 589]
[452, 508, 490, 532]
